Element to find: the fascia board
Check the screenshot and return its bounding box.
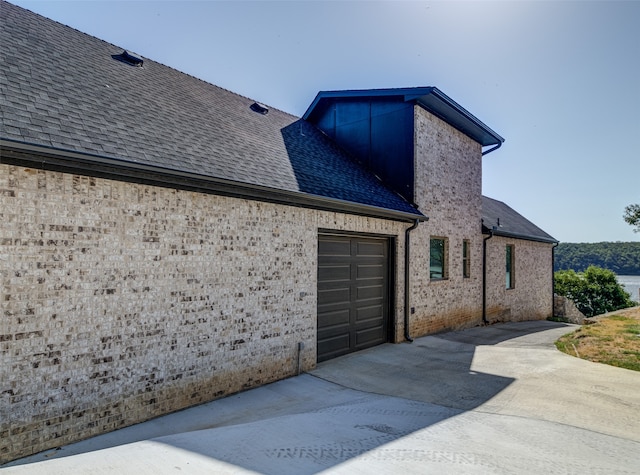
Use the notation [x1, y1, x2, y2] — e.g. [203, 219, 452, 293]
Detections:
[1, 139, 427, 223]
[482, 226, 559, 244]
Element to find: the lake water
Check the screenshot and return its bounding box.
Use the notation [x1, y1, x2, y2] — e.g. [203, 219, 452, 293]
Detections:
[618, 275, 640, 303]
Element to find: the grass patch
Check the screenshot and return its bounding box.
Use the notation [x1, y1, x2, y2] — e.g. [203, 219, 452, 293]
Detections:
[555, 307, 640, 371]
[625, 324, 640, 336]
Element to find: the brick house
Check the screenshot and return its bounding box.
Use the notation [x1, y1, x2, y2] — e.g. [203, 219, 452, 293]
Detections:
[0, 1, 556, 463]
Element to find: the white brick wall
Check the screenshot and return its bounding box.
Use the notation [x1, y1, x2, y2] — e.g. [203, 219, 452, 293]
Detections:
[0, 164, 409, 462]
[409, 106, 485, 335]
[485, 236, 554, 322]
[407, 106, 553, 335]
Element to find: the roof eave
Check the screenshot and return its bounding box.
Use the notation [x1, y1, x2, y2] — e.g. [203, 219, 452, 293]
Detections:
[482, 226, 558, 244]
[1, 139, 427, 224]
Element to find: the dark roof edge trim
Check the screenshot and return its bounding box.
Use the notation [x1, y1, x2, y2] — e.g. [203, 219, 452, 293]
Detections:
[0, 139, 427, 223]
[302, 87, 504, 147]
[482, 226, 558, 244]
[302, 87, 436, 119]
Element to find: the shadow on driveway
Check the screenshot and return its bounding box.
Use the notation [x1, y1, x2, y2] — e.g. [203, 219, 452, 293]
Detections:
[143, 322, 576, 474]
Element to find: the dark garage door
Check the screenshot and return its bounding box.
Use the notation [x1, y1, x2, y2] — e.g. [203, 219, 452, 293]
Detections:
[317, 234, 390, 362]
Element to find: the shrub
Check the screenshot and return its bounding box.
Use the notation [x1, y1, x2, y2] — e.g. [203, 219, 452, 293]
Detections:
[554, 266, 636, 317]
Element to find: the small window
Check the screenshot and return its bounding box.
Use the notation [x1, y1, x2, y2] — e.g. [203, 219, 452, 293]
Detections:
[463, 240, 471, 279]
[506, 244, 515, 289]
[430, 237, 448, 280]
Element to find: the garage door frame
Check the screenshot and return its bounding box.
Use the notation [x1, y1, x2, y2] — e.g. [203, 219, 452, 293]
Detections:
[317, 230, 396, 362]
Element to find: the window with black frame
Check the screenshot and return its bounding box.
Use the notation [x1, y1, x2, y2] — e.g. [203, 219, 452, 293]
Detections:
[506, 244, 515, 289]
[463, 239, 471, 278]
[430, 237, 448, 280]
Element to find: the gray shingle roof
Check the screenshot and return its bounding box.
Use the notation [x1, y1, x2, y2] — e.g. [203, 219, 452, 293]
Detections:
[0, 1, 423, 220]
[482, 196, 557, 243]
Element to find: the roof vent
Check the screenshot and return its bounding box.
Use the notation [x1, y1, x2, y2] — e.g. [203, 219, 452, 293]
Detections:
[250, 102, 269, 115]
[112, 50, 144, 67]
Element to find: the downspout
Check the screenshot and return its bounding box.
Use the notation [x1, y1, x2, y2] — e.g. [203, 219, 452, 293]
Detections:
[482, 229, 494, 325]
[552, 242, 559, 317]
[479, 142, 502, 323]
[404, 219, 420, 342]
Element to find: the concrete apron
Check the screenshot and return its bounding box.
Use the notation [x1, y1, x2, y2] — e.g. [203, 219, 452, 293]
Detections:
[3, 321, 640, 474]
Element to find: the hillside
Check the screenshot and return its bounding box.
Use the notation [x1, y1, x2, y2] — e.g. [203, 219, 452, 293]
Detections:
[554, 242, 640, 275]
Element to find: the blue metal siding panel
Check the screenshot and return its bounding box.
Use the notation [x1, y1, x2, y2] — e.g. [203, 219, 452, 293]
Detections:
[315, 103, 337, 139]
[335, 101, 372, 163]
[309, 98, 415, 205]
[370, 102, 414, 203]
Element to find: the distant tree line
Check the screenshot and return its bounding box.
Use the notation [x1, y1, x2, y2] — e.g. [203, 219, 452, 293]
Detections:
[554, 242, 640, 275]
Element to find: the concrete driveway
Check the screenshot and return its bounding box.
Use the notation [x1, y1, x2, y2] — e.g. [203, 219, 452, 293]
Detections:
[3, 321, 640, 474]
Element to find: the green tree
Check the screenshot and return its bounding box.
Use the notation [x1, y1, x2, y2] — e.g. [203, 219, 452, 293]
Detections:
[554, 266, 635, 317]
[624, 204, 640, 232]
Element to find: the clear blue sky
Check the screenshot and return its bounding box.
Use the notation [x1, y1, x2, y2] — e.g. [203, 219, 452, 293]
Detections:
[10, 0, 640, 243]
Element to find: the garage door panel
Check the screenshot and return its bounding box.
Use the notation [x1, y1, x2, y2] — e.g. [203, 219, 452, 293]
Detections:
[318, 287, 350, 306]
[356, 264, 385, 280]
[355, 326, 385, 348]
[356, 304, 382, 322]
[356, 241, 385, 257]
[318, 238, 351, 256]
[318, 264, 351, 282]
[317, 334, 350, 359]
[356, 284, 384, 301]
[317, 309, 350, 329]
[318, 234, 390, 362]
